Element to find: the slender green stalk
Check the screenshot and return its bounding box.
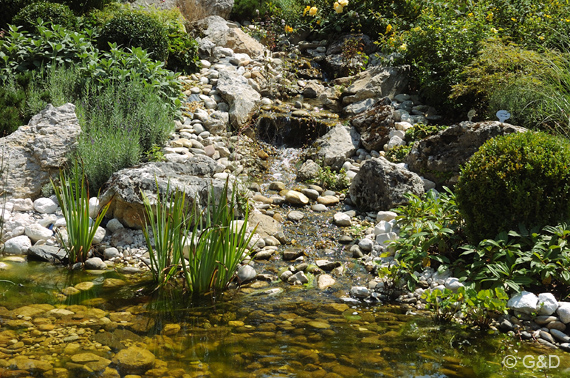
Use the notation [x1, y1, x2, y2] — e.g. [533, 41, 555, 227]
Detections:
[141, 181, 189, 287]
[51, 161, 110, 267]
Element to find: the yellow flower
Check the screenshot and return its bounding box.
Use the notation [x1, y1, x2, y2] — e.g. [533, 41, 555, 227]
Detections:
[309, 6, 318, 16]
[539, 35, 545, 40]
[303, 6, 310, 16]
[317, 19, 321, 25]
[385, 24, 392, 33]
[511, 17, 517, 22]
[334, 2, 344, 14]
[467, 12, 473, 17]
[339, 0, 349, 6]
[491, 27, 498, 33]
[399, 43, 407, 51]
[285, 25, 293, 33]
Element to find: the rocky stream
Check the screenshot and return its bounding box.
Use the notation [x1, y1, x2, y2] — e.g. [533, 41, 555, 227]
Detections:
[1, 14, 570, 378]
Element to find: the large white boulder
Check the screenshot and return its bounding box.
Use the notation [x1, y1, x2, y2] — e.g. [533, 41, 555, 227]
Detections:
[507, 291, 538, 315]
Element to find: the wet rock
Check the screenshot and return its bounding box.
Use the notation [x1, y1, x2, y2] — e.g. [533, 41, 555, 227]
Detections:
[405, 122, 527, 186]
[70, 353, 111, 372]
[9, 356, 53, 373]
[28, 245, 66, 263]
[539, 330, 556, 344]
[317, 195, 339, 206]
[283, 248, 304, 260]
[288, 271, 309, 284]
[237, 265, 257, 282]
[333, 212, 351, 227]
[551, 329, 570, 343]
[301, 188, 320, 201]
[350, 286, 370, 299]
[102, 278, 127, 288]
[349, 157, 424, 212]
[312, 204, 327, 212]
[75, 282, 94, 291]
[85, 257, 107, 270]
[103, 247, 120, 259]
[285, 190, 310, 206]
[249, 212, 283, 238]
[115, 346, 155, 375]
[92, 329, 141, 351]
[315, 260, 341, 271]
[287, 210, 305, 221]
[317, 274, 336, 289]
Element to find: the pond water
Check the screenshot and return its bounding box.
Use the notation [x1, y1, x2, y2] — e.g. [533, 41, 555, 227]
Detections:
[1, 259, 569, 377]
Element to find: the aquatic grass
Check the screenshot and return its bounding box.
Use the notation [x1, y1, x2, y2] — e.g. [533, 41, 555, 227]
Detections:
[181, 181, 255, 296]
[51, 161, 110, 267]
[142, 179, 255, 297]
[141, 182, 190, 288]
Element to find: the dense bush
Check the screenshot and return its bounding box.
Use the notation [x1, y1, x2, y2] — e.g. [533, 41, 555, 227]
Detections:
[98, 11, 169, 61]
[13, 2, 76, 31]
[456, 131, 570, 243]
[0, 75, 28, 135]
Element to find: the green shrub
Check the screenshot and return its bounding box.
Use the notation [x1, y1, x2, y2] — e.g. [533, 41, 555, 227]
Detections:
[13, 2, 76, 31]
[98, 11, 169, 61]
[456, 131, 570, 243]
[166, 28, 200, 73]
[0, 75, 28, 135]
[58, 0, 114, 15]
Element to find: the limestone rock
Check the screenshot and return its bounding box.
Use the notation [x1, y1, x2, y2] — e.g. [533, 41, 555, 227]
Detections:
[192, 16, 264, 57]
[217, 70, 261, 129]
[25, 223, 53, 242]
[508, 291, 538, 315]
[285, 190, 310, 206]
[99, 157, 226, 228]
[342, 66, 408, 102]
[0, 103, 80, 198]
[248, 211, 283, 238]
[405, 121, 527, 186]
[557, 302, 570, 324]
[237, 265, 256, 282]
[28, 245, 67, 263]
[538, 293, 559, 316]
[349, 157, 424, 212]
[4, 235, 32, 255]
[312, 124, 360, 170]
[333, 212, 351, 227]
[33, 198, 58, 214]
[317, 274, 336, 290]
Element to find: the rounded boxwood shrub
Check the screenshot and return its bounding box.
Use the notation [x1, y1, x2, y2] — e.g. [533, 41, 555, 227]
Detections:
[98, 12, 169, 61]
[13, 2, 76, 31]
[0, 0, 36, 30]
[455, 131, 570, 243]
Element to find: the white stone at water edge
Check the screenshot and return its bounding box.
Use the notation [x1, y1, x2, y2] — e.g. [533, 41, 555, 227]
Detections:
[508, 291, 538, 315]
[376, 211, 397, 222]
[4, 235, 32, 254]
[237, 265, 256, 282]
[333, 212, 351, 227]
[557, 302, 570, 324]
[25, 223, 53, 243]
[350, 286, 370, 299]
[538, 293, 559, 316]
[89, 197, 100, 218]
[33, 198, 58, 214]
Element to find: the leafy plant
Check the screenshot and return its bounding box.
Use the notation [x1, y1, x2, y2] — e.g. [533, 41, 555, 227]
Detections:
[456, 131, 570, 243]
[390, 188, 465, 290]
[144, 145, 166, 162]
[422, 286, 509, 328]
[313, 165, 350, 191]
[51, 161, 110, 268]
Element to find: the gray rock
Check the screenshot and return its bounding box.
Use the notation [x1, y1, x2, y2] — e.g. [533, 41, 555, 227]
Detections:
[0, 103, 80, 198]
[288, 271, 309, 284]
[343, 66, 408, 101]
[444, 277, 464, 292]
[315, 260, 341, 271]
[106, 219, 124, 233]
[28, 245, 67, 263]
[248, 212, 283, 239]
[350, 286, 370, 299]
[25, 223, 53, 243]
[312, 125, 360, 170]
[103, 247, 120, 259]
[535, 315, 558, 326]
[33, 198, 58, 214]
[317, 274, 336, 290]
[498, 319, 514, 332]
[85, 257, 107, 270]
[217, 70, 261, 129]
[405, 121, 527, 186]
[285, 190, 310, 206]
[237, 265, 256, 282]
[349, 157, 425, 212]
[333, 212, 352, 227]
[311, 204, 327, 212]
[287, 210, 305, 221]
[297, 159, 321, 181]
[283, 248, 304, 260]
[539, 330, 556, 344]
[99, 157, 226, 228]
[508, 291, 538, 315]
[358, 238, 374, 252]
[301, 188, 320, 201]
[203, 110, 229, 135]
[280, 270, 293, 281]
